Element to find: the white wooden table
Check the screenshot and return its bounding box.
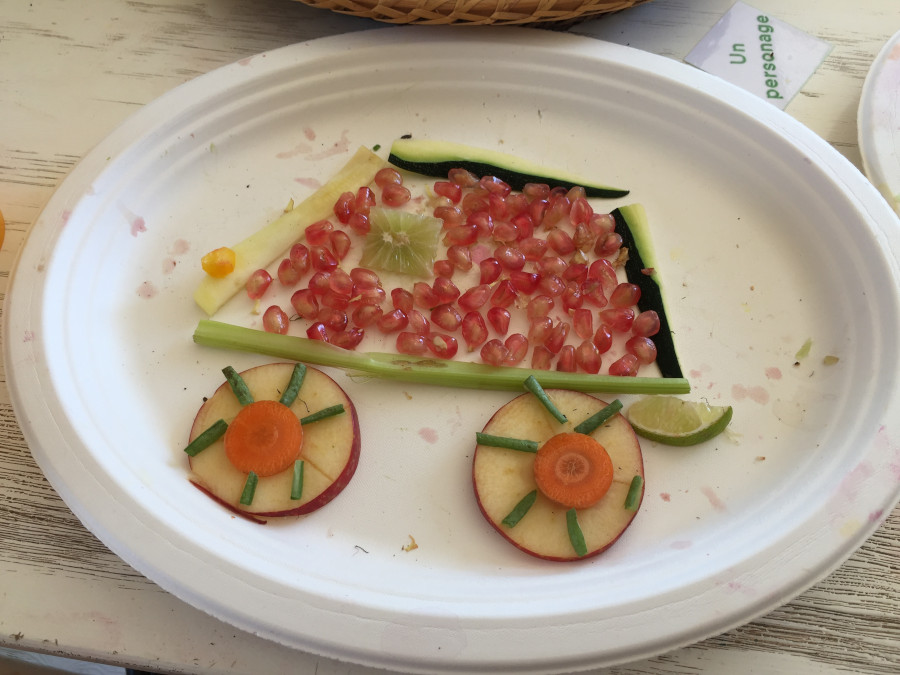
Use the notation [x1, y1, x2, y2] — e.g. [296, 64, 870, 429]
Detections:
[1, 0, 899, 673]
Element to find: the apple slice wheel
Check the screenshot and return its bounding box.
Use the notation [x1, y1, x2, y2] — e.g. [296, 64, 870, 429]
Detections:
[188, 362, 360, 520]
[473, 389, 644, 562]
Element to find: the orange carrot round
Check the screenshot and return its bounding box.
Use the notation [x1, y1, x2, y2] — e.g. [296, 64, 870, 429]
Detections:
[532, 432, 614, 509]
[223, 400, 303, 477]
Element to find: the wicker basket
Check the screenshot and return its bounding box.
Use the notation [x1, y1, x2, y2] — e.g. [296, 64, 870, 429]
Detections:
[294, 0, 654, 26]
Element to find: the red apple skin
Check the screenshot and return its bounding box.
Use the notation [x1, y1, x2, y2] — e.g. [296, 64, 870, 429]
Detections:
[187, 363, 360, 521]
[472, 390, 644, 562]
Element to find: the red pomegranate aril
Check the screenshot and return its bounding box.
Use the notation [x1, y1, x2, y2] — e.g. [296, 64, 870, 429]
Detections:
[307, 271, 332, 295]
[526, 294, 554, 319]
[509, 270, 540, 294]
[397, 331, 428, 356]
[556, 345, 576, 372]
[446, 244, 473, 271]
[519, 236, 548, 261]
[545, 320, 570, 354]
[289, 243, 311, 275]
[572, 223, 597, 253]
[566, 185, 587, 201]
[537, 255, 568, 277]
[351, 303, 382, 328]
[488, 193, 510, 220]
[600, 307, 635, 332]
[458, 284, 491, 312]
[523, 183, 551, 200]
[592, 324, 614, 353]
[432, 276, 460, 305]
[547, 228, 576, 256]
[575, 340, 601, 374]
[543, 196, 571, 228]
[569, 196, 592, 227]
[494, 245, 526, 271]
[349, 267, 381, 291]
[329, 231, 352, 260]
[506, 193, 529, 216]
[581, 278, 609, 308]
[609, 353, 640, 377]
[355, 285, 386, 306]
[503, 333, 529, 365]
[391, 287, 414, 313]
[491, 220, 518, 244]
[561, 282, 583, 311]
[572, 308, 594, 339]
[537, 273, 565, 298]
[633, 310, 661, 337]
[610, 282, 641, 308]
[479, 175, 511, 197]
[528, 198, 549, 227]
[355, 186, 376, 214]
[382, 183, 411, 207]
[531, 345, 554, 370]
[443, 224, 478, 246]
[427, 333, 459, 359]
[626, 336, 658, 365]
[588, 258, 619, 295]
[461, 191, 490, 216]
[479, 257, 502, 285]
[328, 267, 354, 295]
[306, 322, 330, 342]
[434, 205, 465, 229]
[332, 194, 354, 225]
[331, 327, 365, 350]
[487, 306, 511, 335]
[407, 309, 430, 335]
[448, 167, 479, 188]
[596, 231, 624, 257]
[310, 245, 338, 272]
[320, 290, 351, 311]
[347, 212, 370, 235]
[433, 181, 462, 204]
[467, 210, 493, 239]
[290, 288, 319, 320]
[306, 220, 334, 246]
[589, 212, 616, 237]
[528, 315, 553, 345]
[277, 258, 303, 286]
[480, 339, 510, 367]
[374, 167, 403, 188]
[262, 305, 290, 334]
[413, 281, 441, 310]
[317, 307, 348, 331]
[490, 279, 518, 308]
[461, 311, 488, 351]
[246, 269, 273, 300]
[511, 212, 534, 240]
[377, 308, 408, 333]
[433, 259, 455, 278]
[431, 303, 462, 332]
[562, 262, 588, 284]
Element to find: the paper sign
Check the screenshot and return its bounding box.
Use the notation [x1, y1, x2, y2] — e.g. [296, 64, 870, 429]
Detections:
[685, 1, 832, 109]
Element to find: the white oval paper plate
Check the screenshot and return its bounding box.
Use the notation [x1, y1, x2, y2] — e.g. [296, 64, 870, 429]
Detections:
[6, 27, 900, 674]
[859, 29, 900, 216]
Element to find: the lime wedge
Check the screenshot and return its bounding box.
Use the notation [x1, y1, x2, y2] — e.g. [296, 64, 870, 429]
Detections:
[626, 396, 733, 446]
[359, 207, 441, 277]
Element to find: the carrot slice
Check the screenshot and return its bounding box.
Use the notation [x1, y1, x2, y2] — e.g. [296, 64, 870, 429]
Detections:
[223, 400, 303, 477]
[532, 432, 614, 509]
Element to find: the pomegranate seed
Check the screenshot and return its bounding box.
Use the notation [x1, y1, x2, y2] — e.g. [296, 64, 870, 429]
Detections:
[397, 331, 428, 355]
[351, 303, 382, 328]
[589, 213, 616, 238]
[332, 194, 354, 224]
[355, 285, 386, 306]
[561, 281, 583, 311]
[462, 192, 490, 216]
[556, 345, 576, 372]
[433, 181, 462, 204]
[374, 167, 403, 188]
[581, 278, 608, 308]
[526, 295, 554, 319]
[610, 282, 641, 307]
[491, 220, 518, 243]
[317, 307, 348, 331]
[479, 257, 502, 284]
[588, 258, 619, 295]
[306, 220, 334, 246]
[448, 167, 479, 188]
[490, 279, 518, 308]
[277, 258, 303, 286]
[443, 224, 478, 246]
[572, 223, 597, 253]
[290, 289, 319, 319]
[458, 284, 491, 312]
[518, 236, 547, 261]
[391, 288, 414, 313]
[331, 327, 364, 350]
[545, 320, 570, 354]
[596, 231, 623, 257]
[246, 269, 273, 300]
[461, 311, 488, 351]
[349, 267, 381, 290]
[307, 271, 332, 295]
[626, 336, 658, 365]
[575, 340, 601, 374]
[633, 310, 661, 337]
[562, 262, 588, 284]
[263, 305, 290, 334]
[467, 211, 493, 239]
[503, 333, 529, 365]
[431, 303, 462, 331]
[289, 243, 311, 275]
[569, 197, 593, 227]
[356, 186, 376, 214]
[600, 307, 635, 332]
[382, 183, 411, 207]
[572, 308, 594, 339]
[446, 244, 473, 271]
[506, 193, 529, 216]
[537, 255, 568, 277]
[528, 316, 553, 345]
[480, 339, 510, 366]
[479, 175, 511, 197]
[511, 212, 535, 240]
[523, 183, 550, 200]
[407, 309, 430, 335]
[377, 308, 408, 333]
[413, 281, 441, 310]
[432, 276, 460, 305]
[547, 228, 576, 256]
[434, 205, 465, 228]
[433, 259, 455, 278]
[328, 268, 354, 296]
[487, 306, 511, 335]
[426, 333, 459, 359]
[310, 245, 338, 272]
[531, 345, 554, 370]
[346, 212, 369, 235]
[494, 245, 526, 271]
[509, 270, 540, 294]
[320, 290, 351, 311]
[609, 353, 640, 377]
[593, 324, 614, 353]
[528, 198, 549, 227]
[306, 322, 330, 342]
[488, 193, 510, 220]
[329, 231, 352, 260]
[543, 195, 571, 228]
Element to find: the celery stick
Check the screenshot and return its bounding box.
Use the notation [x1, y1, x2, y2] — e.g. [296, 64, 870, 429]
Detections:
[193, 320, 691, 395]
[194, 146, 386, 316]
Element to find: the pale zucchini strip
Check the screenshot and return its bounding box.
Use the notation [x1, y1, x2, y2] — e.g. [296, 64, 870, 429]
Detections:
[194, 146, 386, 316]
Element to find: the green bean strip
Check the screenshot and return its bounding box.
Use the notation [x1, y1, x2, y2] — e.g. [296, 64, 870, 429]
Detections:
[475, 432, 539, 453]
[502, 490, 537, 528]
[566, 508, 588, 557]
[523, 375, 567, 424]
[573, 400, 624, 435]
[239, 471, 259, 505]
[183, 419, 227, 457]
[624, 475, 644, 511]
[290, 460, 305, 501]
[279, 363, 307, 407]
[223, 366, 254, 405]
[300, 404, 345, 425]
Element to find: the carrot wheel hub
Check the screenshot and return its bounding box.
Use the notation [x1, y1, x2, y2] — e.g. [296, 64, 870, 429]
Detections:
[533, 432, 614, 509]
[224, 400, 304, 477]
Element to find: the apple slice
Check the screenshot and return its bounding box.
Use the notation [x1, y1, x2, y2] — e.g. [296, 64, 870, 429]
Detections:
[473, 389, 644, 561]
[187, 362, 360, 520]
